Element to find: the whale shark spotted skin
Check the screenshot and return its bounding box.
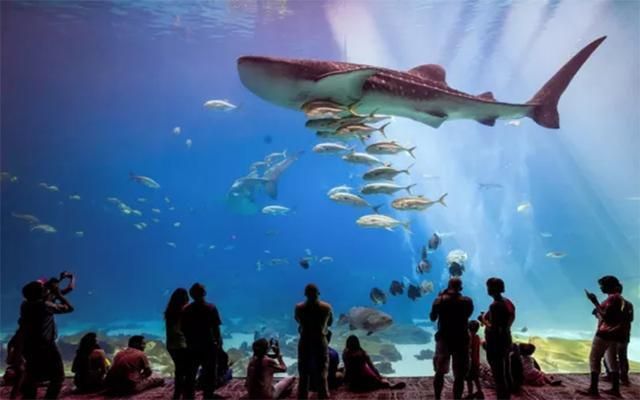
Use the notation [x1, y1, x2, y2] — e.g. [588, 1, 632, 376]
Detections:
[238, 36, 606, 129]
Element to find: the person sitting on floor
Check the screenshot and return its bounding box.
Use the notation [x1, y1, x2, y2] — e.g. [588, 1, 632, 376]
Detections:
[342, 335, 405, 392]
[245, 338, 296, 399]
[72, 332, 111, 392]
[105, 335, 164, 395]
[518, 343, 562, 387]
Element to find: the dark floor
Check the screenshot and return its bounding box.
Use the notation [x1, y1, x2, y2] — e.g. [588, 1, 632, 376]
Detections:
[2, 374, 639, 399]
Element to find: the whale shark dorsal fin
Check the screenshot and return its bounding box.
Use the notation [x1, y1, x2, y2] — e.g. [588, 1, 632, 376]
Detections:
[408, 64, 447, 86]
[478, 91, 496, 101]
[311, 68, 377, 104]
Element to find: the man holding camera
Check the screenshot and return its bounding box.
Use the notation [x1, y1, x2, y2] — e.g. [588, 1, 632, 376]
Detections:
[246, 338, 296, 399]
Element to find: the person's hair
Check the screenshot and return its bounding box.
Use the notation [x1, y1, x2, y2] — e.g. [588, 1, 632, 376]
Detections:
[128, 335, 145, 349]
[486, 277, 505, 294]
[74, 332, 99, 368]
[518, 343, 536, 356]
[45, 277, 60, 289]
[22, 281, 44, 301]
[448, 277, 462, 292]
[598, 276, 621, 294]
[164, 288, 189, 320]
[304, 283, 319, 298]
[468, 320, 480, 333]
[252, 338, 269, 358]
[345, 335, 361, 352]
[189, 283, 206, 300]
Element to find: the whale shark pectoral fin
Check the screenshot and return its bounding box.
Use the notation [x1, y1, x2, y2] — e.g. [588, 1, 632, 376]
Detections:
[478, 91, 496, 101]
[311, 68, 378, 104]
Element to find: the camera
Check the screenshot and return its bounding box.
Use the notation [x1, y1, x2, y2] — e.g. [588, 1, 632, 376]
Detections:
[268, 338, 280, 357]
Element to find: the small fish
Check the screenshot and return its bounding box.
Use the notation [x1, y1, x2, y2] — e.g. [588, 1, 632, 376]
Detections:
[256, 260, 263, 271]
[389, 281, 404, 296]
[329, 192, 382, 213]
[356, 214, 410, 232]
[168, 206, 176, 211]
[478, 183, 503, 190]
[68, 194, 81, 201]
[173, 222, 181, 228]
[327, 185, 354, 197]
[342, 151, 386, 166]
[209, 245, 216, 250]
[151, 208, 161, 214]
[137, 198, 147, 203]
[133, 223, 146, 230]
[186, 138, 193, 149]
[391, 194, 447, 211]
[250, 161, 268, 170]
[131, 209, 142, 217]
[363, 164, 412, 181]
[338, 122, 389, 139]
[419, 280, 434, 295]
[366, 141, 416, 158]
[316, 129, 370, 143]
[151, 218, 160, 223]
[506, 120, 521, 127]
[166, 242, 177, 248]
[10, 176, 18, 183]
[164, 196, 171, 204]
[39, 183, 60, 192]
[361, 183, 416, 196]
[540, 232, 553, 238]
[407, 284, 422, 301]
[262, 205, 291, 216]
[546, 251, 567, 259]
[30, 224, 57, 234]
[428, 233, 441, 251]
[203, 99, 237, 111]
[270, 258, 289, 266]
[173, 126, 182, 135]
[318, 256, 334, 263]
[224, 245, 235, 251]
[305, 248, 312, 256]
[517, 202, 532, 213]
[301, 99, 348, 119]
[129, 172, 161, 189]
[11, 212, 40, 225]
[265, 150, 287, 164]
[521, 326, 528, 333]
[299, 258, 311, 269]
[75, 231, 84, 238]
[370, 287, 387, 305]
[312, 142, 352, 154]
[417, 259, 431, 274]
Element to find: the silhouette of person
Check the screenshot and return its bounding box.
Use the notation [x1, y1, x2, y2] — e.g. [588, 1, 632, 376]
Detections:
[603, 283, 634, 387]
[72, 332, 110, 393]
[466, 320, 484, 399]
[342, 335, 405, 392]
[579, 275, 628, 397]
[19, 280, 74, 399]
[295, 283, 333, 399]
[105, 335, 164, 394]
[44, 271, 75, 301]
[245, 338, 296, 399]
[4, 330, 25, 399]
[430, 277, 474, 400]
[181, 283, 223, 399]
[479, 277, 515, 400]
[164, 288, 190, 399]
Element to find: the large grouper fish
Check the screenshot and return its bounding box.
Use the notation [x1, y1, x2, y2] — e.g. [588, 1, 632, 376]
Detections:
[237, 36, 605, 129]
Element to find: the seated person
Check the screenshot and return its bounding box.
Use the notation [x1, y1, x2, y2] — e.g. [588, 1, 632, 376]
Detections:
[245, 338, 295, 399]
[105, 335, 164, 395]
[518, 343, 562, 387]
[342, 335, 405, 392]
[72, 332, 111, 392]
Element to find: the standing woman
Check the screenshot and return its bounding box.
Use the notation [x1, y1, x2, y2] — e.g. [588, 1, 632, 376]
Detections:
[480, 277, 516, 400]
[165, 288, 190, 399]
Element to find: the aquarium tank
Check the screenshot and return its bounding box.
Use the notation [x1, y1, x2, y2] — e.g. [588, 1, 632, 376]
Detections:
[1, 0, 639, 379]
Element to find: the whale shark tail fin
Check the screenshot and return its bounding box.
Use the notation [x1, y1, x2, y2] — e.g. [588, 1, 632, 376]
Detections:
[528, 36, 606, 129]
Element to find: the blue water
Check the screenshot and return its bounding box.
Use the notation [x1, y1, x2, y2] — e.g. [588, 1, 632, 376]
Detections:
[1, 0, 639, 372]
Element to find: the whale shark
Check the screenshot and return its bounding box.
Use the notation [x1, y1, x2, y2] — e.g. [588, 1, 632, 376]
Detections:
[237, 36, 605, 129]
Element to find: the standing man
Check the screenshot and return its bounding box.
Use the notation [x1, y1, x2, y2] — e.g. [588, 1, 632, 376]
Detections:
[580, 275, 627, 397]
[479, 277, 515, 400]
[181, 283, 223, 399]
[19, 280, 74, 399]
[295, 283, 333, 399]
[430, 277, 474, 400]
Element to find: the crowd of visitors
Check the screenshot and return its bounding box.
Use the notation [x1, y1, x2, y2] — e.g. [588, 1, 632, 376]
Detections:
[2, 274, 634, 400]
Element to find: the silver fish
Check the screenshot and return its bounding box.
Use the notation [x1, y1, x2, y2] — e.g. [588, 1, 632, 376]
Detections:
[342, 151, 386, 166]
[329, 192, 382, 213]
[365, 141, 416, 158]
[391, 194, 448, 211]
[361, 182, 416, 195]
[356, 214, 410, 232]
[363, 164, 413, 181]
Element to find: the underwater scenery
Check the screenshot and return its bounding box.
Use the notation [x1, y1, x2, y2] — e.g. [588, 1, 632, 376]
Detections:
[1, 0, 639, 380]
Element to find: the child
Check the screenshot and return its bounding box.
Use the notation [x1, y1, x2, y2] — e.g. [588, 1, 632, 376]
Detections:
[465, 321, 484, 399]
[518, 343, 562, 386]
